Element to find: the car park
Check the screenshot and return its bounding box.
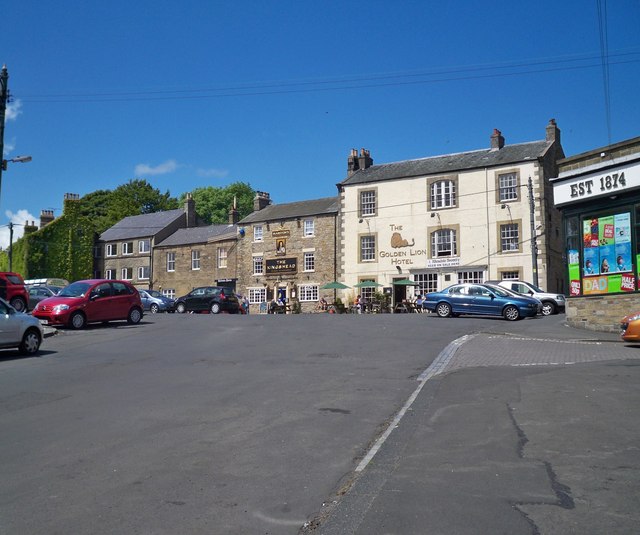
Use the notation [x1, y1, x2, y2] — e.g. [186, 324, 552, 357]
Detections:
[0, 272, 29, 312]
[620, 312, 640, 342]
[486, 280, 566, 316]
[139, 289, 175, 313]
[26, 285, 61, 311]
[174, 286, 240, 314]
[423, 283, 540, 321]
[0, 298, 43, 355]
[32, 279, 143, 329]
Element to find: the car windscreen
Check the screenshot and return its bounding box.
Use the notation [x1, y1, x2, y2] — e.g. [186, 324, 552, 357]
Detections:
[6, 275, 23, 285]
[58, 282, 92, 298]
[148, 290, 163, 298]
[488, 286, 512, 298]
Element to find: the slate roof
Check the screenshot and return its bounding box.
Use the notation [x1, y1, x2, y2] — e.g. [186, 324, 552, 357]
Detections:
[100, 209, 185, 241]
[239, 196, 339, 224]
[155, 225, 237, 247]
[339, 140, 552, 186]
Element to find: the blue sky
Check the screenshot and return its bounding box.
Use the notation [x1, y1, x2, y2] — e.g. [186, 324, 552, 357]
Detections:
[1, 1, 639, 248]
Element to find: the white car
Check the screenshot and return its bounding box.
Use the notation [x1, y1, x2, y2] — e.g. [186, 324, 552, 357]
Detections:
[0, 298, 43, 355]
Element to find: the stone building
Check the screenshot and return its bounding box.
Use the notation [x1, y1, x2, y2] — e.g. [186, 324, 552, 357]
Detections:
[551, 135, 640, 331]
[236, 192, 339, 313]
[99, 195, 199, 289]
[337, 120, 565, 308]
[152, 224, 238, 299]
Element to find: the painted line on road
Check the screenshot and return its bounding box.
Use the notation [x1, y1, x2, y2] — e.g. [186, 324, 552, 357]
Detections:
[355, 334, 473, 473]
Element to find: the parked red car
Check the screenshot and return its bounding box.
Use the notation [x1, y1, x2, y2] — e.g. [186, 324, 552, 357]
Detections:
[32, 279, 143, 329]
[0, 272, 29, 312]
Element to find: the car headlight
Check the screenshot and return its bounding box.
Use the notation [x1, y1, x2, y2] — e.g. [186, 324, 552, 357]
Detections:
[53, 304, 70, 313]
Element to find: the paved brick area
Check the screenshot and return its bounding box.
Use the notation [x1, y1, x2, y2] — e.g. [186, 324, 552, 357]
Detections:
[437, 333, 640, 374]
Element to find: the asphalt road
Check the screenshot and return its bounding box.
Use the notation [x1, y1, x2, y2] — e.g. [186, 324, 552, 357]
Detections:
[0, 313, 637, 534]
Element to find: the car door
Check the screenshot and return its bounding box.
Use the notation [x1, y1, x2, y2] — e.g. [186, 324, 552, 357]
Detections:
[139, 290, 151, 311]
[186, 288, 205, 311]
[0, 300, 20, 344]
[472, 285, 501, 315]
[110, 282, 134, 319]
[86, 282, 113, 322]
[447, 285, 472, 314]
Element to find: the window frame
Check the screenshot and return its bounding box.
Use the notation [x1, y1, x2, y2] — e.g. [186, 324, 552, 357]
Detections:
[498, 220, 522, 253]
[303, 251, 315, 272]
[217, 247, 228, 269]
[298, 284, 319, 302]
[137, 265, 150, 280]
[106, 243, 117, 257]
[248, 288, 267, 304]
[253, 255, 264, 275]
[495, 169, 520, 203]
[253, 225, 264, 242]
[428, 175, 458, 211]
[122, 242, 134, 256]
[105, 269, 115, 280]
[430, 227, 458, 258]
[166, 252, 176, 272]
[139, 239, 151, 254]
[359, 234, 376, 262]
[121, 267, 133, 280]
[359, 188, 377, 218]
[191, 250, 201, 270]
[303, 219, 315, 237]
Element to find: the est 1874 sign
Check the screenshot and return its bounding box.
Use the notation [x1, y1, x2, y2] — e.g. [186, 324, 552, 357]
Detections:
[553, 161, 640, 206]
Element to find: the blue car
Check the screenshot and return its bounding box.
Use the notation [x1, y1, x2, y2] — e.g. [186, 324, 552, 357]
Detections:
[424, 283, 540, 321]
[139, 289, 175, 313]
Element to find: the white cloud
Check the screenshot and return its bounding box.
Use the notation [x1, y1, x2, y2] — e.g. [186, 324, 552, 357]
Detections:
[134, 159, 178, 176]
[196, 167, 229, 179]
[3, 139, 15, 157]
[0, 209, 37, 250]
[5, 99, 22, 121]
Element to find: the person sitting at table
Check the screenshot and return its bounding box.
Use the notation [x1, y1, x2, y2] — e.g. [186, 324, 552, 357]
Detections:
[318, 296, 328, 311]
[355, 295, 362, 313]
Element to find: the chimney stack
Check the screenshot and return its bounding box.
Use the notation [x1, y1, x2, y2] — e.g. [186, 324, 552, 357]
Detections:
[347, 148, 373, 176]
[490, 129, 505, 151]
[546, 118, 561, 145]
[253, 191, 271, 212]
[40, 209, 55, 228]
[228, 195, 240, 224]
[184, 193, 196, 228]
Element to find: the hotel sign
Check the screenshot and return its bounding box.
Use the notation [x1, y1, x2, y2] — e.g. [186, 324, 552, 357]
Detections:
[425, 257, 461, 269]
[266, 257, 297, 274]
[272, 229, 290, 238]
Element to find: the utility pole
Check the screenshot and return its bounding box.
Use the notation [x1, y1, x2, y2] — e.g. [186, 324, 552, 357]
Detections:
[0, 65, 8, 207]
[8, 221, 13, 272]
[528, 177, 539, 287]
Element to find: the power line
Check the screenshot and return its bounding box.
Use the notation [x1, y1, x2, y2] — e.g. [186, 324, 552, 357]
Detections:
[16, 50, 640, 104]
[597, 0, 613, 145]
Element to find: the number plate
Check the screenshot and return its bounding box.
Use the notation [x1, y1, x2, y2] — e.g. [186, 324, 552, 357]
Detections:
[38, 319, 49, 325]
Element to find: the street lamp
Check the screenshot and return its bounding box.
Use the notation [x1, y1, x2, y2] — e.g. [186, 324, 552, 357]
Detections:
[2, 155, 32, 170]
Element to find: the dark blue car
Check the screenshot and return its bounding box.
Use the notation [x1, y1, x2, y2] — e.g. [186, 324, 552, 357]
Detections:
[424, 283, 540, 321]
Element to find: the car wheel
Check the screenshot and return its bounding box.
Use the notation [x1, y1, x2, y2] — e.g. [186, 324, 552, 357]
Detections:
[10, 297, 26, 312]
[150, 303, 160, 314]
[541, 301, 556, 316]
[19, 328, 41, 355]
[127, 307, 142, 324]
[436, 302, 452, 318]
[70, 311, 86, 330]
[503, 305, 520, 321]
[210, 302, 221, 314]
[176, 302, 186, 314]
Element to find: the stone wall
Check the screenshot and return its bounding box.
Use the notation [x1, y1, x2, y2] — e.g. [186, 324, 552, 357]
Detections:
[566, 294, 640, 333]
[237, 214, 338, 313]
[153, 238, 238, 298]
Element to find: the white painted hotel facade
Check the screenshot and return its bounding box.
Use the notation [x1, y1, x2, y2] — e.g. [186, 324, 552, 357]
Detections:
[338, 121, 566, 305]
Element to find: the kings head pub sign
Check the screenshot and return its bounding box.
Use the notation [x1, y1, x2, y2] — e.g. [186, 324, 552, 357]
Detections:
[266, 257, 297, 275]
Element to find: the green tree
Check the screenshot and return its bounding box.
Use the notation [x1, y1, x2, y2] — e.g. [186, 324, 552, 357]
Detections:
[179, 182, 255, 224]
[78, 180, 179, 235]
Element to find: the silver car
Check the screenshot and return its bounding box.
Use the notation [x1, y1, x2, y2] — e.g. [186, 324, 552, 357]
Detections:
[139, 289, 175, 314]
[0, 298, 43, 355]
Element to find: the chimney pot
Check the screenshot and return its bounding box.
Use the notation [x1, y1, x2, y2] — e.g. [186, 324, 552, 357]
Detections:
[490, 129, 505, 150]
